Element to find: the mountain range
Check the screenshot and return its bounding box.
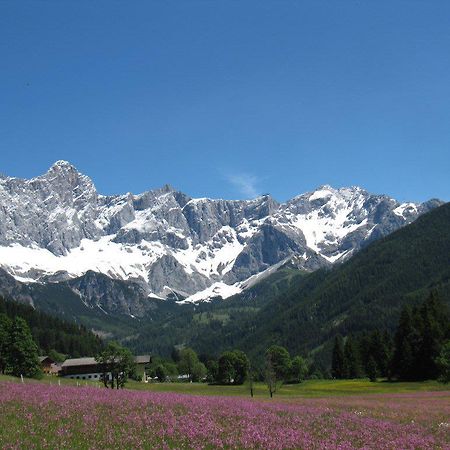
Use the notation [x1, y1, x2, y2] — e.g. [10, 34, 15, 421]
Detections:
[0, 160, 443, 314]
[128, 201, 450, 367]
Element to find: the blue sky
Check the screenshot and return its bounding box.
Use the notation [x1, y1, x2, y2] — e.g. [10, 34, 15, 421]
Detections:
[1, 1, 449, 202]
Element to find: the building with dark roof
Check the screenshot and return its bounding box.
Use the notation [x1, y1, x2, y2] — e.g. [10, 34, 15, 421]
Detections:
[39, 356, 59, 375]
[60, 355, 151, 381]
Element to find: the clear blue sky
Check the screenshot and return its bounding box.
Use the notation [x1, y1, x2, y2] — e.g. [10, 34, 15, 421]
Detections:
[1, 1, 449, 202]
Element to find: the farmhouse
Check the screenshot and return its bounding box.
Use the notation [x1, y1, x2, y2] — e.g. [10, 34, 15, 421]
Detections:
[39, 356, 61, 375]
[39, 356, 54, 373]
[60, 355, 151, 380]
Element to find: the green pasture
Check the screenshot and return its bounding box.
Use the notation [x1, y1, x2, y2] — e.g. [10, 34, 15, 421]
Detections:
[127, 378, 449, 398]
[0, 374, 447, 398]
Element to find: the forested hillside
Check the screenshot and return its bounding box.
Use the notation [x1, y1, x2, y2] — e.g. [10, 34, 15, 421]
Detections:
[128, 265, 305, 356]
[129, 202, 450, 371]
[0, 296, 103, 357]
[232, 201, 450, 367]
[1, 203, 448, 373]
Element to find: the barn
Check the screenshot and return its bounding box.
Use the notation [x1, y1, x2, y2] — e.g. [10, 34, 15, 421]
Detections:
[60, 355, 151, 380]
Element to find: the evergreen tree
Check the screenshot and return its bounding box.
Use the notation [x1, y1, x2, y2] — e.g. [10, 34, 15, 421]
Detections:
[357, 332, 371, 376]
[6, 317, 41, 378]
[0, 314, 11, 374]
[343, 336, 361, 378]
[368, 330, 390, 377]
[356, 330, 392, 378]
[0, 296, 103, 358]
[382, 331, 394, 379]
[331, 335, 345, 379]
[366, 356, 378, 382]
[390, 308, 415, 380]
[415, 292, 448, 379]
[390, 292, 449, 381]
[171, 347, 181, 363]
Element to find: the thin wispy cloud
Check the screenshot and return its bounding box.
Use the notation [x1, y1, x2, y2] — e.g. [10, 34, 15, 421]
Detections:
[226, 173, 260, 199]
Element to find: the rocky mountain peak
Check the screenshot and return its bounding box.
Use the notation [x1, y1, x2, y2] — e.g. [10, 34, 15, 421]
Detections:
[40, 160, 96, 198]
[48, 159, 78, 171]
[0, 162, 444, 304]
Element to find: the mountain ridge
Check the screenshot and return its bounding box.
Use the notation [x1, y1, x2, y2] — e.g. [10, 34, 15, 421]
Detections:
[0, 161, 443, 306]
[127, 202, 450, 365]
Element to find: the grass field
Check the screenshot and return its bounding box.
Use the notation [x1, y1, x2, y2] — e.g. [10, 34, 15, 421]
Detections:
[128, 378, 450, 398]
[1, 373, 447, 398]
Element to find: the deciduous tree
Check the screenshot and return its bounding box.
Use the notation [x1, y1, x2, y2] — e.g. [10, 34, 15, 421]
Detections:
[96, 342, 136, 389]
[177, 348, 200, 382]
[290, 355, 308, 383]
[265, 345, 291, 381]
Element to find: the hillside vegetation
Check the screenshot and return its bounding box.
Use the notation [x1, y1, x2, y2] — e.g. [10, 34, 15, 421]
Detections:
[0, 296, 103, 358]
[129, 203, 450, 370]
[1, 203, 448, 374]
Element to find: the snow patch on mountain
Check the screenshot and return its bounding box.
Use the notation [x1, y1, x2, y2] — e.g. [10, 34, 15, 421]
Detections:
[0, 238, 166, 285]
[179, 282, 242, 304]
[174, 227, 244, 277]
[393, 202, 418, 217]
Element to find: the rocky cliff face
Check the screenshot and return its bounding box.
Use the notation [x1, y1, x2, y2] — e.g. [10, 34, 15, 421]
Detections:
[0, 161, 442, 308]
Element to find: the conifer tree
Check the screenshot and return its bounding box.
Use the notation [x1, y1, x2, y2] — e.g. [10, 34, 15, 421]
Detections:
[343, 336, 361, 378]
[390, 292, 449, 380]
[367, 356, 378, 382]
[0, 314, 11, 374]
[331, 335, 345, 379]
[415, 292, 448, 379]
[391, 308, 415, 380]
[6, 317, 41, 378]
[368, 330, 390, 377]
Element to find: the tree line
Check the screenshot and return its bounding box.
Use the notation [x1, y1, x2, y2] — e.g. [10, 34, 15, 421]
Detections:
[142, 344, 309, 397]
[331, 292, 450, 382]
[0, 296, 103, 358]
[0, 295, 104, 379]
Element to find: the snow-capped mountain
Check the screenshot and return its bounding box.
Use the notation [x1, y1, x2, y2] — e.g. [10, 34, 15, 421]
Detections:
[0, 161, 442, 306]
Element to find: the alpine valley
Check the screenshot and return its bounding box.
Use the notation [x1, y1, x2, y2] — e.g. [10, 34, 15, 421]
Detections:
[0, 161, 446, 361]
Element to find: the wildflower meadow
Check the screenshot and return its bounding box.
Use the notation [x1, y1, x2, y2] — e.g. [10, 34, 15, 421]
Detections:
[0, 381, 449, 449]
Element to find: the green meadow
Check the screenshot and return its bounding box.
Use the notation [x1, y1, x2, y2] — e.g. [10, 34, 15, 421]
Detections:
[1, 373, 447, 398]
